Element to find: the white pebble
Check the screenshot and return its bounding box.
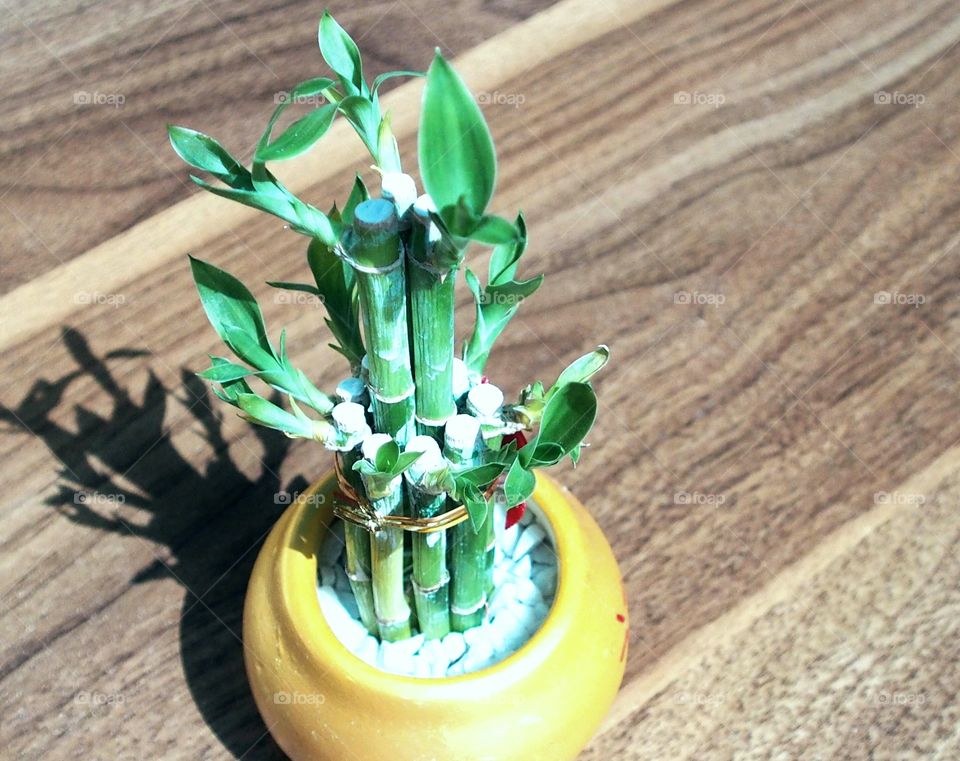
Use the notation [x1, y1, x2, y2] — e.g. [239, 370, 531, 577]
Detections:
[511, 554, 532, 580]
[317, 587, 368, 649]
[412, 654, 433, 679]
[532, 543, 555, 566]
[336, 586, 360, 619]
[489, 581, 517, 614]
[441, 632, 466, 663]
[519, 509, 535, 527]
[356, 635, 379, 666]
[319, 565, 336, 588]
[532, 565, 558, 594]
[501, 523, 521, 557]
[318, 533, 343, 566]
[514, 577, 543, 606]
[513, 524, 546, 560]
[463, 625, 487, 647]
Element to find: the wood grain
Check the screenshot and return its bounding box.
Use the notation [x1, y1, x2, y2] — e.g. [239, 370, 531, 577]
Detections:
[2, 0, 960, 758]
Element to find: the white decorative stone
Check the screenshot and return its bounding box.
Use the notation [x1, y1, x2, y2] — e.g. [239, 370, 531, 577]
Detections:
[513, 524, 546, 560]
[357, 635, 379, 666]
[317, 587, 368, 649]
[532, 543, 554, 566]
[320, 565, 336, 588]
[532, 565, 558, 595]
[501, 523, 521, 557]
[441, 632, 466, 663]
[511, 554, 532, 581]
[514, 577, 542, 606]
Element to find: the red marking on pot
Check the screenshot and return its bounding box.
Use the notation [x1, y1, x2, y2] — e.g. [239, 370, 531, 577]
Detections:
[616, 613, 625, 623]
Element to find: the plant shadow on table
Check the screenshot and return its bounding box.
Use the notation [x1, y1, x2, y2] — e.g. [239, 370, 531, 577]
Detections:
[0, 327, 303, 760]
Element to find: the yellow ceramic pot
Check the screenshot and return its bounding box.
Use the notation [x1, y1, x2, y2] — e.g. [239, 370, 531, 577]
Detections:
[244, 469, 627, 761]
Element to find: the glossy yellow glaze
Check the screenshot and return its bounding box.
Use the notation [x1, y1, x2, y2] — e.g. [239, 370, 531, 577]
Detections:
[243, 470, 627, 761]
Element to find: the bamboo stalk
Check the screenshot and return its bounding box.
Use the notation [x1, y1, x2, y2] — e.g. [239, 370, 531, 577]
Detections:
[408, 196, 456, 441]
[337, 447, 379, 636]
[404, 435, 451, 639]
[444, 414, 489, 631]
[359, 434, 412, 642]
[346, 199, 416, 446]
[465, 383, 505, 596]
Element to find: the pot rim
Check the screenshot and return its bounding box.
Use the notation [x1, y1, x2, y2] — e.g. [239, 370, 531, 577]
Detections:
[274, 469, 584, 698]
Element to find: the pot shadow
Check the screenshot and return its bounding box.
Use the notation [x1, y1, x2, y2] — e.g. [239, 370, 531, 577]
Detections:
[0, 327, 307, 760]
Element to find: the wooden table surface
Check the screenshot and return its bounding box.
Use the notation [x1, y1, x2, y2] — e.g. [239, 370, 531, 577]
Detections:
[3, 0, 960, 758]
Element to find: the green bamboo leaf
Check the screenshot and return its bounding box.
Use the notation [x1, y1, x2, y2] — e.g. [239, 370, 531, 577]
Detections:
[418, 51, 496, 218]
[374, 439, 400, 472]
[207, 356, 254, 405]
[551, 346, 610, 393]
[338, 95, 380, 159]
[307, 239, 364, 368]
[462, 268, 544, 373]
[521, 382, 597, 468]
[468, 214, 520, 245]
[257, 103, 338, 161]
[265, 281, 321, 295]
[503, 459, 536, 507]
[189, 257, 275, 362]
[168, 126, 250, 188]
[198, 361, 256, 383]
[342, 174, 369, 226]
[236, 393, 313, 437]
[372, 69, 425, 95]
[377, 111, 402, 173]
[461, 483, 488, 532]
[319, 11, 366, 95]
[489, 212, 527, 285]
[393, 450, 424, 476]
[455, 463, 506, 490]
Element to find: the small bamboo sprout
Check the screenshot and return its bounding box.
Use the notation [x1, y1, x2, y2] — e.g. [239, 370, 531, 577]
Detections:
[444, 414, 489, 631]
[346, 199, 416, 446]
[404, 435, 452, 639]
[359, 434, 413, 642]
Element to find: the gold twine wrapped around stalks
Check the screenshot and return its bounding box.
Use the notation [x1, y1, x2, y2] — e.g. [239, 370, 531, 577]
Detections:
[333, 456, 473, 534]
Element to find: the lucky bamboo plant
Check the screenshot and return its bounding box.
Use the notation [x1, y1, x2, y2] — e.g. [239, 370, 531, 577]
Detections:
[169, 11, 608, 643]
